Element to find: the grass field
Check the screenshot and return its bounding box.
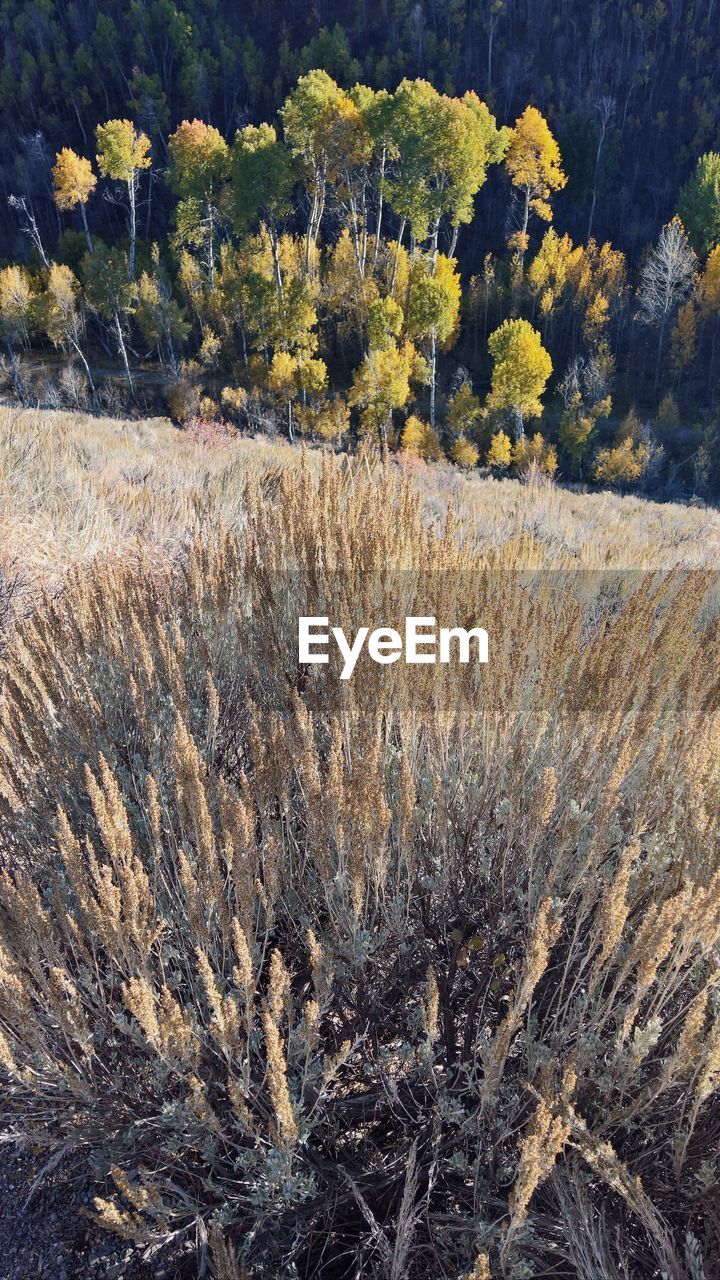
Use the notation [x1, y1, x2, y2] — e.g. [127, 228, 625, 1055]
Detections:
[2, 406, 719, 613]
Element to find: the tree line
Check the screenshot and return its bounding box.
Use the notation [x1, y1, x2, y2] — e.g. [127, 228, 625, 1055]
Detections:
[2, 67, 720, 495]
[3, 0, 720, 258]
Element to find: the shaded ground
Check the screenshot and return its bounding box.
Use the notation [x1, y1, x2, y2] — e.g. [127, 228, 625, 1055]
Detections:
[0, 1145, 192, 1279]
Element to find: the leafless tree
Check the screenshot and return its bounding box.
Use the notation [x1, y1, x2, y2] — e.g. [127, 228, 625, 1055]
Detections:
[7, 195, 49, 268]
[636, 217, 697, 388]
[559, 351, 613, 408]
[587, 95, 616, 242]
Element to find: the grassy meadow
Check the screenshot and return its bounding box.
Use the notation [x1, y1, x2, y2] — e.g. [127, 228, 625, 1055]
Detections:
[2, 405, 720, 607]
[0, 406, 718, 1279]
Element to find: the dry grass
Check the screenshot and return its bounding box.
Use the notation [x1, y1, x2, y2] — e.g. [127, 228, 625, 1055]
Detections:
[0, 406, 295, 607]
[0, 457, 718, 1278]
[1, 406, 718, 621]
[433, 468, 720, 568]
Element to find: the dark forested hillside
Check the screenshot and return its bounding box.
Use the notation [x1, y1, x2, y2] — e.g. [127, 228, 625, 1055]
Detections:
[2, 0, 717, 259]
[1, 0, 720, 496]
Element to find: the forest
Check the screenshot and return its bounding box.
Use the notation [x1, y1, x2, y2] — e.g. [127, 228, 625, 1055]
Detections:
[0, 0, 720, 495]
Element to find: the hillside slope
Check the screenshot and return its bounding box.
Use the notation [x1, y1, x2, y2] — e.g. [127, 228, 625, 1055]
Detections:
[2, 406, 719, 624]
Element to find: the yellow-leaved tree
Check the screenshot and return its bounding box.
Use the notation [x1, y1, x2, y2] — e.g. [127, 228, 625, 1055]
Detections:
[450, 436, 479, 469]
[505, 106, 566, 261]
[168, 119, 230, 289]
[267, 350, 328, 443]
[349, 339, 427, 451]
[512, 432, 558, 476]
[594, 437, 650, 489]
[52, 148, 97, 253]
[400, 414, 442, 461]
[486, 429, 513, 471]
[0, 264, 34, 402]
[486, 318, 552, 440]
[41, 262, 97, 403]
[558, 392, 611, 479]
[95, 119, 152, 279]
[527, 227, 582, 323]
[406, 253, 461, 427]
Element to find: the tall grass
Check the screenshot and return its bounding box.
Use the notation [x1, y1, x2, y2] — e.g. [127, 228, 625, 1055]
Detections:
[0, 456, 718, 1277]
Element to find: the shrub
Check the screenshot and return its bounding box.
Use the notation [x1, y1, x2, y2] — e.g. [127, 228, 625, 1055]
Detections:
[182, 414, 236, 448]
[166, 360, 202, 422]
[295, 394, 350, 443]
[220, 386, 249, 419]
[58, 361, 91, 410]
[594, 436, 651, 489]
[198, 330, 222, 370]
[615, 406, 643, 444]
[0, 460, 718, 1277]
[198, 394, 219, 419]
[446, 380, 483, 439]
[654, 393, 681, 446]
[451, 436, 480, 469]
[400, 413, 443, 460]
[512, 431, 557, 476]
[486, 429, 512, 471]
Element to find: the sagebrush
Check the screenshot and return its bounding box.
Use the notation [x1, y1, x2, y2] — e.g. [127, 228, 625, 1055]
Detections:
[0, 457, 718, 1278]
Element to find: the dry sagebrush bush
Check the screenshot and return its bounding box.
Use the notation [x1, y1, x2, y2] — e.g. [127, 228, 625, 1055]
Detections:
[0, 458, 719, 1278]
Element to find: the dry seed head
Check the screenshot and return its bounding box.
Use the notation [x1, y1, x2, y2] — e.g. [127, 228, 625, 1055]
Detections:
[206, 670, 220, 744]
[665, 986, 709, 1083]
[209, 1225, 247, 1280]
[187, 1073, 223, 1134]
[123, 976, 161, 1050]
[47, 965, 92, 1051]
[508, 1095, 570, 1228]
[196, 947, 239, 1053]
[261, 836, 281, 908]
[538, 766, 557, 826]
[262, 1009, 298, 1147]
[146, 774, 162, 847]
[156, 985, 198, 1063]
[619, 889, 689, 1043]
[573, 1128, 647, 1212]
[84, 755, 133, 868]
[176, 848, 203, 940]
[267, 947, 291, 1023]
[306, 927, 328, 996]
[0, 1028, 16, 1073]
[91, 1197, 146, 1241]
[683, 870, 720, 951]
[231, 918, 254, 992]
[593, 841, 640, 973]
[227, 1076, 254, 1131]
[323, 1037, 352, 1082]
[635, 888, 688, 991]
[111, 1165, 163, 1215]
[524, 897, 562, 993]
[484, 900, 562, 1101]
[220, 781, 257, 928]
[464, 1255, 491, 1280]
[303, 998, 321, 1048]
[172, 714, 216, 868]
